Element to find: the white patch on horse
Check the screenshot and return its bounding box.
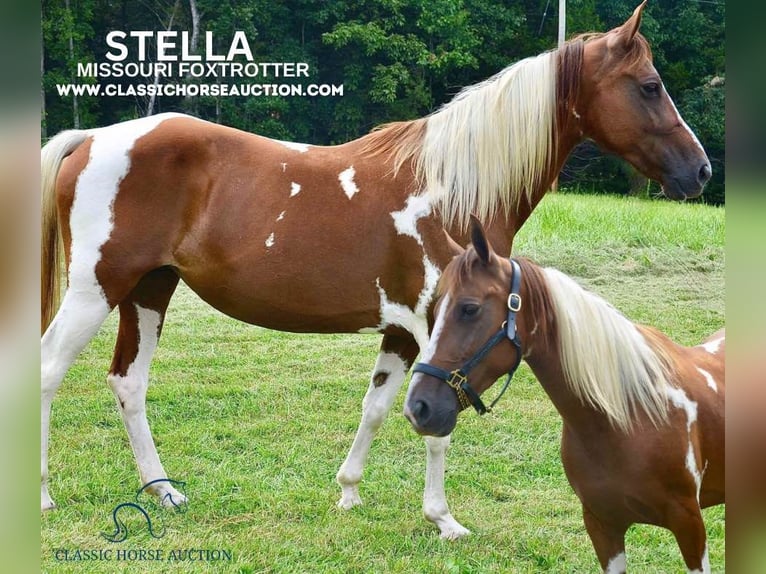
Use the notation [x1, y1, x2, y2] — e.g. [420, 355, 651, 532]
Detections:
[277, 211, 286, 222]
[368, 195, 441, 351]
[265, 233, 275, 248]
[391, 194, 440, 316]
[698, 336, 723, 354]
[276, 140, 309, 153]
[696, 367, 718, 393]
[290, 182, 301, 197]
[374, 279, 429, 351]
[280, 162, 287, 172]
[392, 194, 431, 246]
[339, 166, 359, 199]
[666, 386, 702, 499]
[605, 552, 626, 574]
[68, 112, 184, 299]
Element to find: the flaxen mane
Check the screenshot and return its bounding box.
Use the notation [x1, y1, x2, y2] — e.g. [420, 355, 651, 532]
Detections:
[441, 250, 676, 431]
[362, 39, 587, 228]
[535, 262, 675, 431]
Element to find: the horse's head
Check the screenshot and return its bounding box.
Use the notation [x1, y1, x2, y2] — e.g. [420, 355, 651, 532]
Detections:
[577, 1, 711, 199]
[404, 218, 523, 437]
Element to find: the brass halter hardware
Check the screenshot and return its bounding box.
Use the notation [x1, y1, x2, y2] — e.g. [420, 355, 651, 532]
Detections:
[412, 258, 524, 415]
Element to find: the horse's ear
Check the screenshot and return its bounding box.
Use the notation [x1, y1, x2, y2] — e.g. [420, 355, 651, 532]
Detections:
[469, 214, 494, 265]
[442, 229, 464, 258]
[616, 1, 647, 46]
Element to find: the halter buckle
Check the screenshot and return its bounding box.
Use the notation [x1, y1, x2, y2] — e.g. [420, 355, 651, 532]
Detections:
[507, 293, 522, 312]
[446, 370, 468, 390]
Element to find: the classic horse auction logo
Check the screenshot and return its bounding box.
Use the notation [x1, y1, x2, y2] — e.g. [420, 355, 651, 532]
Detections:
[101, 479, 187, 543]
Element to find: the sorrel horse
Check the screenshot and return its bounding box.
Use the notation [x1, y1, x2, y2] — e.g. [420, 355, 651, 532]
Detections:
[405, 217, 724, 571]
[41, 3, 710, 539]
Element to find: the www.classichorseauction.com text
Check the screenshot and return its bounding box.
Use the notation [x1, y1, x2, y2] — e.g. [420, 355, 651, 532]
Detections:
[60, 30, 344, 98]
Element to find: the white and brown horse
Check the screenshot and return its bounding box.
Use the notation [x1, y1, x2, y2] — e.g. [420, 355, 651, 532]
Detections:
[41, 3, 710, 538]
[405, 217, 724, 570]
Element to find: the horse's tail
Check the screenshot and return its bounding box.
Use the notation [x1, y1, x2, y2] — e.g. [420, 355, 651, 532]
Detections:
[41, 130, 90, 334]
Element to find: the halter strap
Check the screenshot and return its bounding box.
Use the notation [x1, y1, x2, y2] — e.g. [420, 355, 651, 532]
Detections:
[412, 258, 523, 415]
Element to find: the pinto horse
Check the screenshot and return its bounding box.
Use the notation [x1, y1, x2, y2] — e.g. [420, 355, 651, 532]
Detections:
[41, 3, 710, 539]
[405, 217, 724, 571]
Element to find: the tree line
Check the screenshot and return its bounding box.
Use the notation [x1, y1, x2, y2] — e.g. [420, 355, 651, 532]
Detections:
[41, 0, 725, 203]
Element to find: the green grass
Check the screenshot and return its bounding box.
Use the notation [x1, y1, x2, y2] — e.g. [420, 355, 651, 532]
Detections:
[41, 193, 725, 573]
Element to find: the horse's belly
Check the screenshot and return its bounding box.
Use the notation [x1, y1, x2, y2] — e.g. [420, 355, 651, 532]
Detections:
[178, 265, 386, 333]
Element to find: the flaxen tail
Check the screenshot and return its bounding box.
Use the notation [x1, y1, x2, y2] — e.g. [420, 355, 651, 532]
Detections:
[41, 130, 90, 334]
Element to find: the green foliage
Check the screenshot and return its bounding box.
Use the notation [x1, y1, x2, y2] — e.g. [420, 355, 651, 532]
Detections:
[41, 0, 725, 200]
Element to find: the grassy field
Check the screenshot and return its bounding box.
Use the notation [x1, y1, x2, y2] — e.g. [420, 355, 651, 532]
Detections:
[41, 193, 725, 573]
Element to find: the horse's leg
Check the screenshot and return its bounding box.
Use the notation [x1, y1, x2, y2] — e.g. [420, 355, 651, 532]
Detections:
[106, 268, 185, 507]
[667, 499, 710, 574]
[582, 506, 628, 573]
[335, 332, 469, 539]
[423, 434, 470, 539]
[42, 289, 112, 510]
[336, 333, 418, 509]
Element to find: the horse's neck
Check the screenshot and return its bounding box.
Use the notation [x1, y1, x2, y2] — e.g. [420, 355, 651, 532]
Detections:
[462, 126, 584, 254]
[516, 274, 611, 432]
[522, 346, 615, 434]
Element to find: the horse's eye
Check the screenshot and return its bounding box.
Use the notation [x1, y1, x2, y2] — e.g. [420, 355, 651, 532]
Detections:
[460, 303, 481, 319]
[641, 82, 660, 98]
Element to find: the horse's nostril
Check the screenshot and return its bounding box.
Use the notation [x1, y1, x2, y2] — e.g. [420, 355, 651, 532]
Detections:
[698, 163, 712, 185]
[412, 399, 430, 423]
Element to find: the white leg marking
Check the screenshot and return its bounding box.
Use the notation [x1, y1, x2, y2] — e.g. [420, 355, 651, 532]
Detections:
[423, 435, 470, 539]
[265, 232, 275, 248]
[605, 551, 626, 574]
[698, 336, 723, 354]
[696, 367, 718, 393]
[41, 290, 112, 510]
[276, 140, 309, 153]
[290, 182, 301, 197]
[108, 304, 186, 507]
[339, 166, 359, 199]
[43, 113, 185, 511]
[337, 352, 408, 509]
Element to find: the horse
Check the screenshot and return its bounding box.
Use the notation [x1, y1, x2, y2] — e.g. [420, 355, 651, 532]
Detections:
[41, 2, 711, 539]
[404, 216, 724, 571]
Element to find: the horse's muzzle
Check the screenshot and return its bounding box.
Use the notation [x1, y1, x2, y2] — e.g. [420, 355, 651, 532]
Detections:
[662, 156, 711, 200]
[404, 376, 458, 437]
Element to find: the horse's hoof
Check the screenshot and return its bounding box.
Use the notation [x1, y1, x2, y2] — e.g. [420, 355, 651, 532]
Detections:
[439, 524, 471, 540]
[160, 490, 188, 509]
[337, 488, 363, 510]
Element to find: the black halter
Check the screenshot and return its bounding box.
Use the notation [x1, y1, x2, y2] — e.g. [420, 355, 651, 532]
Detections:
[412, 258, 523, 415]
